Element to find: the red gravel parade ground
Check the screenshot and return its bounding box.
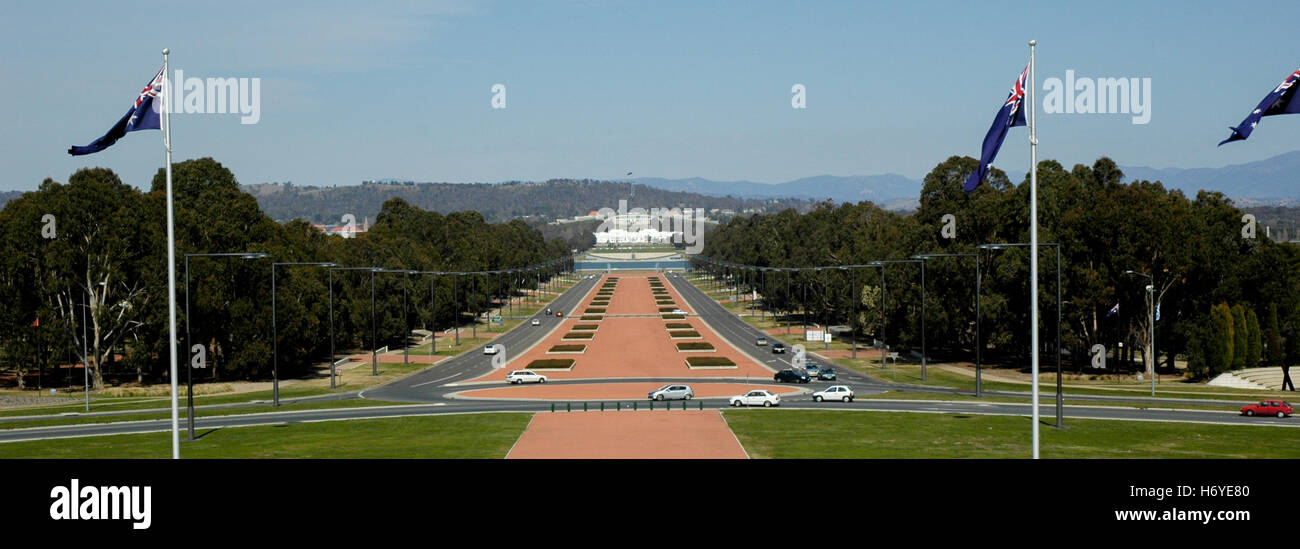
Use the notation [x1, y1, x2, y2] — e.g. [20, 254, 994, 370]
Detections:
[473, 273, 776, 458]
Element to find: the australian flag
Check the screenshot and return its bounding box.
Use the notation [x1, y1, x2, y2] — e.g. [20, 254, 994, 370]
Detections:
[1219, 68, 1300, 146]
[964, 65, 1028, 193]
[68, 66, 165, 156]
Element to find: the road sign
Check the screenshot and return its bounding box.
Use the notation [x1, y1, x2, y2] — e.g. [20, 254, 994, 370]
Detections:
[805, 329, 824, 342]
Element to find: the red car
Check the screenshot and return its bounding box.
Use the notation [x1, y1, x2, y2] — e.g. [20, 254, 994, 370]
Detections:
[1241, 400, 1293, 418]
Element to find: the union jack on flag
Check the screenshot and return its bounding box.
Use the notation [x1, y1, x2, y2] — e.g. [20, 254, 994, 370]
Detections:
[963, 64, 1029, 192]
[1220, 67, 1300, 146]
[68, 65, 164, 156]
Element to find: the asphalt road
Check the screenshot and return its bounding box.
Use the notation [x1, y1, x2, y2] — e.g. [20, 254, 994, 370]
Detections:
[1, 272, 1295, 444]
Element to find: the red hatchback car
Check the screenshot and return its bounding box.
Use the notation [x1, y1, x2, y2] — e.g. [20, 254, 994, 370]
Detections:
[1241, 400, 1293, 418]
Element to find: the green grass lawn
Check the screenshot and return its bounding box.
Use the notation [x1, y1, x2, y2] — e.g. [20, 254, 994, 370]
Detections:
[723, 409, 1300, 458]
[0, 397, 408, 430]
[0, 412, 534, 459]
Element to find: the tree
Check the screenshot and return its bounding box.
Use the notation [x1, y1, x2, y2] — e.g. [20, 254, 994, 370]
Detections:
[1245, 307, 1262, 368]
[1229, 305, 1247, 369]
[1266, 303, 1284, 366]
[1204, 303, 1235, 377]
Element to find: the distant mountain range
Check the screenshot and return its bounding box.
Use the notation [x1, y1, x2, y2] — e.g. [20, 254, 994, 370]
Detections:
[1120, 150, 1300, 206]
[631, 150, 1300, 209]
[634, 174, 923, 211]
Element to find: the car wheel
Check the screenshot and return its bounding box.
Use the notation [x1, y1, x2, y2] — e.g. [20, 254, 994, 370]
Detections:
[1279, 411, 1286, 418]
[686, 394, 692, 400]
[763, 400, 773, 407]
[731, 400, 740, 407]
[538, 378, 546, 384]
[842, 396, 851, 403]
[1246, 410, 1254, 416]
[656, 394, 664, 401]
[511, 379, 520, 384]
[814, 395, 823, 402]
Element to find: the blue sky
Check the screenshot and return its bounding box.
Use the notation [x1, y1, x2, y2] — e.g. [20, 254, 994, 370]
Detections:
[4, 0, 1300, 192]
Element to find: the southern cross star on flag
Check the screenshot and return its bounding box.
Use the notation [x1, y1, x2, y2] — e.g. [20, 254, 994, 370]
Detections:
[1219, 67, 1300, 146]
[964, 64, 1028, 193]
[68, 66, 165, 156]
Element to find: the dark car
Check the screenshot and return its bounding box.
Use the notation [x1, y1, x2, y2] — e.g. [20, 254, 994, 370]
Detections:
[772, 343, 786, 354]
[774, 368, 810, 384]
[1242, 400, 1293, 418]
[818, 367, 837, 381]
[545, 308, 553, 316]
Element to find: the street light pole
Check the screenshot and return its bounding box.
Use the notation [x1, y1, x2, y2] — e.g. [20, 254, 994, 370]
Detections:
[1125, 270, 1156, 397]
[272, 261, 335, 407]
[912, 253, 979, 383]
[186, 252, 269, 438]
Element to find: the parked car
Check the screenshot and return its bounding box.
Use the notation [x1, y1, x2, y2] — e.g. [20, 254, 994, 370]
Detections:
[730, 389, 781, 407]
[818, 367, 837, 381]
[772, 343, 786, 354]
[756, 336, 768, 346]
[813, 385, 854, 402]
[774, 369, 810, 383]
[531, 318, 541, 326]
[648, 384, 694, 401]
[1242, 400, 1293, 417]
[483, 344, 503, 355]
[506, 370, 547, 384]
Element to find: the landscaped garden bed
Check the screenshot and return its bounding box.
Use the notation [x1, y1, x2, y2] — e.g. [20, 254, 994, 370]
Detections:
[685, 356, 736, 369]
[668, 330, 701, 339]
[546, 344, 587, 355]
[661, 314, 685, 320]
[675, 342, 715, 352]
[572, 324, 599, 331]
[526, 358, 576, 370]
[580, 315, 603, 321]
[584, 308, 606, 314]
[665, 322, 694, 329]
[562, 331, 595, 340]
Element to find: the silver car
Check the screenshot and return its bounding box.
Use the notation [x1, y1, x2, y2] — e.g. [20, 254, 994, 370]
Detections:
[648, 384, 694, 401]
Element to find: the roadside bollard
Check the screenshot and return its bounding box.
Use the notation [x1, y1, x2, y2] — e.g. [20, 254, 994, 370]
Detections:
[551, 402, 555, 413]
[566, 402, 571, 412]
[650, 400, 654, 411]
[583, 402, 588, 412]
[634, 401, 638, 411]
[699, 400, 703, 410]
[600, 402, 605, 411]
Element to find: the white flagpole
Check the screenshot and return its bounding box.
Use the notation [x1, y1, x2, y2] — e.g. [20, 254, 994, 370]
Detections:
[163, 48, 180, 460]
[1028, 39, 1040, 460]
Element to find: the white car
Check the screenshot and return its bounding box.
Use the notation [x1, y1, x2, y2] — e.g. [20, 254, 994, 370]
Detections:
[483, 344, 503, 355]
[730, 389, 781, 407]
[671, 309, 687, 315]
[506, 370, 547, 384]
[813, 385, 854, 402]
[531, 318, 541, 326]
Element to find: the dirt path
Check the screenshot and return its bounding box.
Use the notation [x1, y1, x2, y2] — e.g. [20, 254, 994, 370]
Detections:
[506, 410, 749, 459]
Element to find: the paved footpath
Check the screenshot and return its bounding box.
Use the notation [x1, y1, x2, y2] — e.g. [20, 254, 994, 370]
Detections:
[505, 410, 749, 459]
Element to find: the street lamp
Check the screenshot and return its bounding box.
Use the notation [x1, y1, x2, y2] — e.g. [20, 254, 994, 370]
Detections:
[911, 253, 979, 383]
[272, 261, 336, 407]
[329, 266, 382, 378]
[1125, 270, 1157, 398]
[979, 242, 1063, 427]
[867, 260, 922, 374]
[185, 252, 270, 439]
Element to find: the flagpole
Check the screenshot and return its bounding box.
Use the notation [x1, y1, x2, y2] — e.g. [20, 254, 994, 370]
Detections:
[163, 47, 180, 460]
[1028, 39, 1040, 460]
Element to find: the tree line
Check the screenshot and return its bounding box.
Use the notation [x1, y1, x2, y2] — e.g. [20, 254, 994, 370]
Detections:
[696, 156, 1300, 379]
[0, 158, 570, 389]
